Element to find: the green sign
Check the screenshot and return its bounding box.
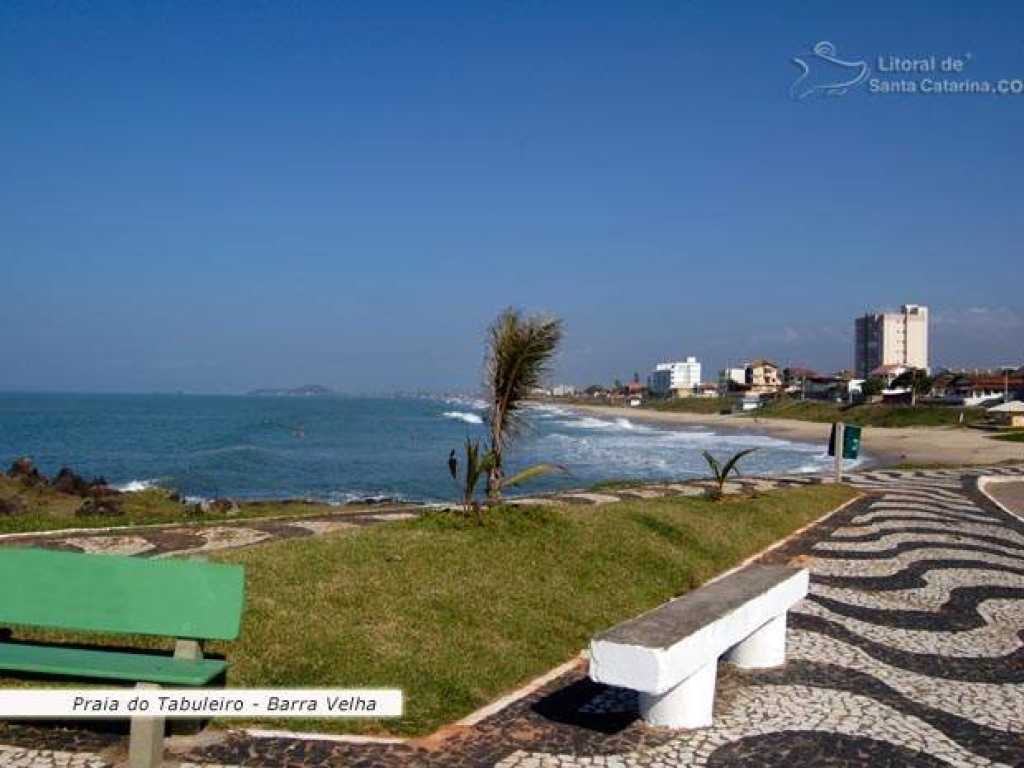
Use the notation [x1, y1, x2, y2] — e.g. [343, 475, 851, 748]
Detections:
[843, 424, 862, 459]
[828, 423, 862, 460]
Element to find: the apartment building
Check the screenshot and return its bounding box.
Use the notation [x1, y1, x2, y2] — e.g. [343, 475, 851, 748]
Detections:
[854, 304, 929, 379]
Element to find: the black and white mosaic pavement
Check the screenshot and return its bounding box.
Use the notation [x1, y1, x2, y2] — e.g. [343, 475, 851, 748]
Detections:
[2, 465, 1024, 767]
[489, 465, 1024, 768]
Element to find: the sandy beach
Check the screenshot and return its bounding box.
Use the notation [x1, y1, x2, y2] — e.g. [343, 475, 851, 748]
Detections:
[571, 404, 1024, 469]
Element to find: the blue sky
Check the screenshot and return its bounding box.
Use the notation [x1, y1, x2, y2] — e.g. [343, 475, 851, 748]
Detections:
[2, 1, 1022, 393]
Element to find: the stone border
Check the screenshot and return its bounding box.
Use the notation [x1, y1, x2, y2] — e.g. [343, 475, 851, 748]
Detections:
[0, 503, 423, 542]
[977, 475, 1024, 524]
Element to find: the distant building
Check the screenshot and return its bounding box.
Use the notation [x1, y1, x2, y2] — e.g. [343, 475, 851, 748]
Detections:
[931, 370, 1024, 406]
[693, 383, 720, 398]
[783, 367, 818, 387]
[868, 364, 909, 386]
[855, 304, 929, 379]
[745, 359, 781, 393]
[648, 357, 702, 397]
[551, 384, 577, 397]
[718, 367, 747, 395]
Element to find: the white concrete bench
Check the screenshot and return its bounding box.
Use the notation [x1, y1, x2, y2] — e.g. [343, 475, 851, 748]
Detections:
[588, 564, 808, 728]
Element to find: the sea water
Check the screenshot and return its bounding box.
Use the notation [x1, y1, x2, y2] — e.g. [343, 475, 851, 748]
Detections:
[0, 393, 849, 503]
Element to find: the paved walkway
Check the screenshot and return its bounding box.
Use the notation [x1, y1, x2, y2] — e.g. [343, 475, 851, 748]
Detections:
[2, 465, 1023, 767]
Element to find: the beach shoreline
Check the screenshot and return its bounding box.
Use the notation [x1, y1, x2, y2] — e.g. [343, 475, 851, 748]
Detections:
[568, 403, 1024, 469]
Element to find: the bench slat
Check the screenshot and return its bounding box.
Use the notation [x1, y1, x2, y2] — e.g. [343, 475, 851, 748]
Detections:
[0, 548, 245, 641]
[594, 565, 804, 649]
[0, 643, 227, 686]
[589, 565, 808, 695]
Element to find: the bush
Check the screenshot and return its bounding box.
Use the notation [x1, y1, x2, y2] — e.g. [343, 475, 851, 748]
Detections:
[75, 498, 124, 517]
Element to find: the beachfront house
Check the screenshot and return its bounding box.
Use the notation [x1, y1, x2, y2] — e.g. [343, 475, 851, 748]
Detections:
[692, 383, 720, 398]
[745, 359, 781, 394]
[648, 357, 702, 398]
[989, 401, 1024, 428]
[930, 370, 1024, 406]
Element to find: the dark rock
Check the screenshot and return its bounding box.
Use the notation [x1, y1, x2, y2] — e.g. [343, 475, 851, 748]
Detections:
[74, 498, 124, 517]
[8, 457, 47, 487]
[209, 498, 239, 516]
[0, 497, 26, 516]
[51, 467, 87, 495]
[51, 467, 119, 498]
[86, 483, 120, 498]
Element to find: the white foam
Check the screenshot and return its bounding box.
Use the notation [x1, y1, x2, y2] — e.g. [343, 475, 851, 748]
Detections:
[443, 411, 484, 425]
[116, 479, 158, 493]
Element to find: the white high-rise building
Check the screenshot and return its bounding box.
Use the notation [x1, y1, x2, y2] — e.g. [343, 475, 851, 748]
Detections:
[854, 304, 929, 378]
[649, 357, 702, 396]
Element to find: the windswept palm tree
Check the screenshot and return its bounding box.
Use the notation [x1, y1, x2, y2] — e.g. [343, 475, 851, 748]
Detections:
[484, 308, 564, 500]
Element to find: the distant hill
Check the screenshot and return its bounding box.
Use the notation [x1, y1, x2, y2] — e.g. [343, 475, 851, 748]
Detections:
[246, 385, 334, 397]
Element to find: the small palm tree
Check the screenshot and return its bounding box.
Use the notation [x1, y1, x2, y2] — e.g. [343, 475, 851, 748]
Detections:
[448, 439, 565, 524]
[701, 448, 758, 500]
[449, 438, 494, 525]
[484, 308, 563, 500]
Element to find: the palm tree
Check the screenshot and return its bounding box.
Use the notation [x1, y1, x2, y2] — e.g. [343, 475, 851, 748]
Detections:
[448, 438, 565, 524]
[701, 448, 758, 500]
[484, 308, 564, 500]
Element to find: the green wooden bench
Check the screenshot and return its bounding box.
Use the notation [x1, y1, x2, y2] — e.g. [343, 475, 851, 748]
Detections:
[0, 547, 245, 768]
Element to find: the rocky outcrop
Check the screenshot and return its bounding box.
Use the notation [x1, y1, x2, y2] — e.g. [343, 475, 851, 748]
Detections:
[50, 467, 119, 498]
[8, 457, 47, 487]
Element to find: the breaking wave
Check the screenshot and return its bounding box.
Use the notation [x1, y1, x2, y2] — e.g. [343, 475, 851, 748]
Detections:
[443, 411, 484, 425]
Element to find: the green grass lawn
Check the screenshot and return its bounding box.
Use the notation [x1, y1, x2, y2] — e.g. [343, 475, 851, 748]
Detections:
[991, 430, 1024, 443]
[746, 400, 986, 428]
[0, 475, 388, 535]
[189, 483, 855, 736]
[644, 398, 725, 414]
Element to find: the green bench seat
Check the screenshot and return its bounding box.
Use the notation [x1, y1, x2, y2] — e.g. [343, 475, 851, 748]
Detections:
[0, 643, 227, 686]
[0, 547, 246, 768]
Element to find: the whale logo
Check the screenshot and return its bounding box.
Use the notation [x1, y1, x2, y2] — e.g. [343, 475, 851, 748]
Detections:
[791, 41, 870, 100]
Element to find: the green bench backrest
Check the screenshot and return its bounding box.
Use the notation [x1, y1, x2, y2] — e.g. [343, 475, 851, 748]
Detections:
[0, 548, 245, 641]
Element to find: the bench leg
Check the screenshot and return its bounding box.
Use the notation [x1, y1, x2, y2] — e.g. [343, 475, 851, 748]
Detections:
[725, 613, 787, 669]
[170, 639, 206, 736]
[638, 659, 716, 729]
[129, 683, 165, 768]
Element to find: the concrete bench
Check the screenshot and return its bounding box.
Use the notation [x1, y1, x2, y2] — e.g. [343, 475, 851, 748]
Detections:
[588, 564, 808, 728]
[0, 547, 245, 768]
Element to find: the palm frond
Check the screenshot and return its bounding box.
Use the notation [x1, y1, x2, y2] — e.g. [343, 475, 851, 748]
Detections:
[502, 463, 567, 488]
[485, 308, 564, 442]
[720, 448, 758, 480]
[701, 450, 722, 482]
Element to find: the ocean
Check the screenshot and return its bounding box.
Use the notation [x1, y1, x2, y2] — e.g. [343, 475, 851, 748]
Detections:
[0, 394, 848, 503]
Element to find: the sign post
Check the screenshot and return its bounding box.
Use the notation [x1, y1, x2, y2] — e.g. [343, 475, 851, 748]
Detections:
[833, 422, 844, 482]
[828, 422, 862, 482]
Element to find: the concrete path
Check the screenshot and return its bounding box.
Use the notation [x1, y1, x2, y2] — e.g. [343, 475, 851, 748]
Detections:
[2, 464, 1024, 767]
